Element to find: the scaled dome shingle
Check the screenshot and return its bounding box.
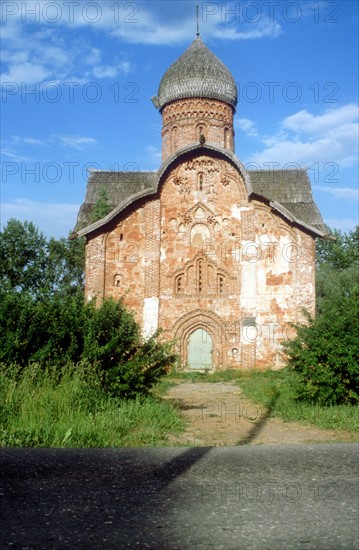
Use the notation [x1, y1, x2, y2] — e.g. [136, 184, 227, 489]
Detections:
[153, 36, 238, 110]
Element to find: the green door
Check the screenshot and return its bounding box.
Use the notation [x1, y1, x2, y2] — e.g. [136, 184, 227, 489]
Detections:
[187, 328, 213, 370]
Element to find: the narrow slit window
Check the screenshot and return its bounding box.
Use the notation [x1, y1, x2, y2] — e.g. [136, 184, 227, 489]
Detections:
[198, 173, 204, 191]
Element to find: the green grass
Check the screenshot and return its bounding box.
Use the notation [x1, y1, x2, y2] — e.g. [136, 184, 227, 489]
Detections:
[3, 363, 357, 446]
[166, 368, 359, 433]
[0, 363, 184, 447]
[236, 369, 359, 433]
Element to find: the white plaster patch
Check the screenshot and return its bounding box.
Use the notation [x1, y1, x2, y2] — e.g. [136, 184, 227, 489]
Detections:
[240, 261, 256, 309]
[231, 204, 242, 220]
[143, 297, 159, 338]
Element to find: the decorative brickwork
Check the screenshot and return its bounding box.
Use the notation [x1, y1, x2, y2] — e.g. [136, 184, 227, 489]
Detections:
[162, 98, 235, 160]
[144, 200, 161, 298]
[79, 36, 324, 372]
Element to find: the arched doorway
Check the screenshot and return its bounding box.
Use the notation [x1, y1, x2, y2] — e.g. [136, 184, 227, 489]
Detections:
[187, 328, 213, 370]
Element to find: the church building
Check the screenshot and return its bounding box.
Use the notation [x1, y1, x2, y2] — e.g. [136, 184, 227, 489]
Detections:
[73, 34, 327, 370]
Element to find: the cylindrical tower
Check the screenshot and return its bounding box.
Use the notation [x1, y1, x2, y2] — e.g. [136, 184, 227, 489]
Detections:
[152, 36, 238, 162]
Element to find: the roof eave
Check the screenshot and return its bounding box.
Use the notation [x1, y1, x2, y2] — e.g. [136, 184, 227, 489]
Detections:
[76, 186, 156, 238]
[269, 200, 326, 237]
[157, 142, 252, 194]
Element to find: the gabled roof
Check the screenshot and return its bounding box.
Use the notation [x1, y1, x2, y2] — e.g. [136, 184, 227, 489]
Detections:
[75, 171, 156, 234]
[152, 36, 238, 111]
[73, 150, 326, 238]
[249, 170, 327, 235]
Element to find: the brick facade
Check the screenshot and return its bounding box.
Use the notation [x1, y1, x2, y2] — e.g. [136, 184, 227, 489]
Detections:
[84, 104, 316, 370]
[161, 98, 235, 161]
[78, 37, 323, 371]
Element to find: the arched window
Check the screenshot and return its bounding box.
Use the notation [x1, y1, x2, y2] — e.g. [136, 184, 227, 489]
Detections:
[190, 223, 210, 248]
[114, 274, 121, 287]
[175, 274, 184, 294]
[217, 274, 225, 294]
[197, 259, 203, 293]
[224, 127, 229, 148]
[198, 172, 204, 191]
[197, 123, 206, 141]
[172, 126, 178, 151]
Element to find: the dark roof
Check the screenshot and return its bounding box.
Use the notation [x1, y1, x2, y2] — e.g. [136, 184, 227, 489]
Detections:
[74, 163, 326, 237]
[249, 170, 326, 234]
[75, 171, 156, 231]
[152, 36, 238, 110]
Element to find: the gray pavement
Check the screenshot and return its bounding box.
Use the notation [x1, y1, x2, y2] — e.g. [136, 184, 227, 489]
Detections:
[0, 444, 358, 549]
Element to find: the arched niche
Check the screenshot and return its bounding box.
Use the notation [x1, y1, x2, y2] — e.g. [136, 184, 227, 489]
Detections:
[191, 223, 210, 247]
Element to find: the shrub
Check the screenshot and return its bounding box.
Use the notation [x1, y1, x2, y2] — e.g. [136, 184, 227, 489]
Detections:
[0, 290, 84, 367]
[283, 285, 359, 405]
[82, 298, 177, 398]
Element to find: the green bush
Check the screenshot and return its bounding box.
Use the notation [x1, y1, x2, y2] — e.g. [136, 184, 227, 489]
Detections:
[83, 299, 177, 398]
[0, 290, 84, 367]
[283, 282, 359, 405]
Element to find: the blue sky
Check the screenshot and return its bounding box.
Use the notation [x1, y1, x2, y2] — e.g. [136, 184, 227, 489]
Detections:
[1, 0, 358, 238]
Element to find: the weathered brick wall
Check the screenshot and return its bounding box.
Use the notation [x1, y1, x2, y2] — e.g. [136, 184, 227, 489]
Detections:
[158, 154, 245, 368]
[84, 152, 316, 370]
[161, 98, 235, 161]
[84, 92, 317, 370]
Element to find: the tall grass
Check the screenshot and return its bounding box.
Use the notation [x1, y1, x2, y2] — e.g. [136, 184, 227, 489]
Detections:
[0, 363, 183, 447]
[237, 369, 359, 433]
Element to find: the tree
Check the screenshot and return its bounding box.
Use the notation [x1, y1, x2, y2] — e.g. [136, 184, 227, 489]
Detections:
[0, 219, 85, 298]
[91, 188, 112, 223]
[283, 226, 359, 404]
[283, 276, 359, 405]
[0, 219, 47, 294]
[0, 220, 176, 397]
[316, 226, 359, 270]
[46, 237, 85, 297]
[0, 219, 85, 366]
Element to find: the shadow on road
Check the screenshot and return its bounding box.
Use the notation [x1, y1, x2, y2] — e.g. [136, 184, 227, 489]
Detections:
[0, 446, 212, 548]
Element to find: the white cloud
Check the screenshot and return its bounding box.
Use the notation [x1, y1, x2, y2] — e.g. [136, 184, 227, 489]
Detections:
[93, 65, 118, 79]
[282, 104, 359, 136]
[1, 62, 51, 85]
[210, 20, 282, 41]
[235, 118, 258, 137]
[145, 145, 162, 168]
[314, 186, 359, 200]
[248, 104, 359, 168]
[0, 199, 80, 238]
[57, 135, 98, 150]
[93, 61, 131, 79]
[84, 48, 102, 65]
[12, 136, 48, 147]
[1, 0, 284, 47]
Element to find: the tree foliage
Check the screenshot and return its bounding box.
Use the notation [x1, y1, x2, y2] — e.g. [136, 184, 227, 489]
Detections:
[0, 219, 176, 398]
[316, 226, 359, 270]
[91, 188, 112, 223]
[82, 299, 176, 398]
[283, 226, 359, 405]
[0, 218, 85, 298]
[0, 219, 47, 294]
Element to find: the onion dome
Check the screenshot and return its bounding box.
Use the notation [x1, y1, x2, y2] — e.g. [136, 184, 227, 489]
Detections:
[152, 36, 238, 111]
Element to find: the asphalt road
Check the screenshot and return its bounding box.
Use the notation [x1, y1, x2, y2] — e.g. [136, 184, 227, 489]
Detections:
[1, 444, 358, 549]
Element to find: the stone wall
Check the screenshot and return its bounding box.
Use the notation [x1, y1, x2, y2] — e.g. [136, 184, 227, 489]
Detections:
[84, 150, 316, 370]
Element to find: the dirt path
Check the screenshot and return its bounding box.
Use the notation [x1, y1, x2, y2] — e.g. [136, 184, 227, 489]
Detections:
[164, 381, 357, 446]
